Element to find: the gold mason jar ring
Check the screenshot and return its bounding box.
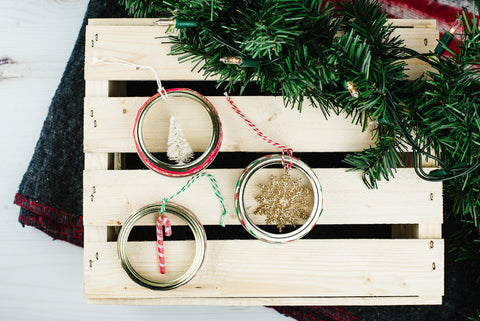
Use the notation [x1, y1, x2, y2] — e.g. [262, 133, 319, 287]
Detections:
[117, 202, 206, 290]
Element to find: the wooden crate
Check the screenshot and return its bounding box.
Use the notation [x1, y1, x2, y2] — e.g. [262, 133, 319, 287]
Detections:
[83, 18, 443, 305]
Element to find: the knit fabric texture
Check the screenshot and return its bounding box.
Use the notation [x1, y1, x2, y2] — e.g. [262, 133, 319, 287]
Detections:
[14, 0, 130, 246]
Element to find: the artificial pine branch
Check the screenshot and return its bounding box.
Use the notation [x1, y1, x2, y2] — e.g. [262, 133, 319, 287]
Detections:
[120, 0, 480, 184]
[119, 0, 167, 17]
[120, 0, 480, 276]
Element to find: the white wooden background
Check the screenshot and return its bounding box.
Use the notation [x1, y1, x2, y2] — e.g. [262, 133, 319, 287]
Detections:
[0, 1, 287, 320]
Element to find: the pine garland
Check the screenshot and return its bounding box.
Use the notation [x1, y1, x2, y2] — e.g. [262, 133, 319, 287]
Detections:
[120, 0, 480, 277]
[119, 0, 168, 17]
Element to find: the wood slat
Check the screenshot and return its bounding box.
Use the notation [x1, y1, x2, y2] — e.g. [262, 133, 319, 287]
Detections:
[83, 168, 442, 226]
[88, 18, 160, 26]
[387, 19, 436, 28]
[88, 296, 443, 306]
[84, 21, 437, 81]
[84, 96, 374, 153]
[88, 18, 436, 28]
[84, 239, 444, 298]
[418, 223, 443, 239]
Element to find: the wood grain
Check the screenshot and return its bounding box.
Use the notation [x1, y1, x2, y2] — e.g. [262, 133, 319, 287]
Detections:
[84, 239, 444, 299]
[88, 296, 443, 306]
[83, 168, 442, 226]
[85, 20, 437, 81]
[83, 18, 444, 306]
[84, 96, 374, 153]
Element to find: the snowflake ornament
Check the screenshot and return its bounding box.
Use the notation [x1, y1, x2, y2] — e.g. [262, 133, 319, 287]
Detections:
[254, 170, 312, 232]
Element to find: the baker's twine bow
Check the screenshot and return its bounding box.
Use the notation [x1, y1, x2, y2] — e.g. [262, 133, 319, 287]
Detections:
[159, 172, 227, 226]
[155, 172, 225, 275]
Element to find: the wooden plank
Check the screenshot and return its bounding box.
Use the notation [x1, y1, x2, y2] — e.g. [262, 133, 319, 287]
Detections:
[391, 28, 438, 51]
[392, 224, 442, 240]
[392, 224, 418, 239]
[392, 188, 443, 239]
[388, 19, 436, 28]
[83, 168, 442, 226]
[84, 239, 444, 298]
[85, 80, 109, 97]
[113, 153, 125, 170]
[88, 296, 442, 306]
[84, 81, 110, 162]
[88, 18, 436, 29]
[84, 96, 374, 153]
[83, 153, 109, 170]
[84, 226, 108, 243]
[418, 223, 443, 239]
[418, 183, 443, 241]
[84, 22, 436, 81]
[85, 25, 200, 81]
[84, 79, 111, 274]
[88, 18, 159, 26]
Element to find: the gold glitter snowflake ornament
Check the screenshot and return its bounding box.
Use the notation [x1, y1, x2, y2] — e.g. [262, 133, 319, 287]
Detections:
[254, 171, 312, 232]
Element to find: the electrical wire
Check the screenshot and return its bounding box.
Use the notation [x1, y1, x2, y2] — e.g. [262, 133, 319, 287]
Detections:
[384, 88, 480, 182]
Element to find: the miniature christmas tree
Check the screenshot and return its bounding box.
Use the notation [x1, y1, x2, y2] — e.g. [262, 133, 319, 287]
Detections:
[167, 116, 194, 164]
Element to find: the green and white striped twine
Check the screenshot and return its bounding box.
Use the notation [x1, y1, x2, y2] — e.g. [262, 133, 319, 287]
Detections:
[159, 172, 227, 226]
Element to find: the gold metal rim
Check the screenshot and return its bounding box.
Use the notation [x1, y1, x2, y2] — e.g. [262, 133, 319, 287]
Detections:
[117, 202, 206, 290]
[234, 154, 323, 243]
[134, 89, 222, 176]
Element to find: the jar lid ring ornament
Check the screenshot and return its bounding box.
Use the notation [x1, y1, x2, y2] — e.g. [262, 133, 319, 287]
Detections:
[235, 154, 323, 243]
[134, 88, 222, 176]
[224, 93, 323, 243]
[117, 202, 206, 290]
[117, 172, 226, 290]
[92, 57, 222, 177]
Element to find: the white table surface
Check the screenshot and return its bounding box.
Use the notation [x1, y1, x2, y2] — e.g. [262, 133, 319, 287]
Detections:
[0, 1, 288, 320]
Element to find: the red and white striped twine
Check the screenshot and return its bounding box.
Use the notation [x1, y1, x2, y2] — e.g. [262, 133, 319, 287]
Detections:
[156, 214, 172, 274]
[224, 92, 293, 169]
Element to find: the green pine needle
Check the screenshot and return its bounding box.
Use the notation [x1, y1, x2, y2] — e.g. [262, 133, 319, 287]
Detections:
[120, 1, 480, 300]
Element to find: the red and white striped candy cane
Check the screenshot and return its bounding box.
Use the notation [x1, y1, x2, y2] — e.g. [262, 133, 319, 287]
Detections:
[156, 214, 172, 274]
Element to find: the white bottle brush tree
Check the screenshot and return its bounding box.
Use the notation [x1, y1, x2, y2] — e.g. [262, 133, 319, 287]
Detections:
[167, 116, 194, 164]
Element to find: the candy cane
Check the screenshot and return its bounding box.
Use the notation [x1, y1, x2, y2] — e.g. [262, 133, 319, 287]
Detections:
[162, 214, 172, 237]
[156, 214, 172, 274]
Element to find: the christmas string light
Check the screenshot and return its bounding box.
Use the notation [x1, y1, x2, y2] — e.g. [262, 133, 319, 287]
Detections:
[219, 57, 242, 65]
[434, 18, 462, 54]
[384, 89, 480, 182]
[344, 81, 359, 98]
[154, 17, 199, 29]
[220, 56, 260, 67]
